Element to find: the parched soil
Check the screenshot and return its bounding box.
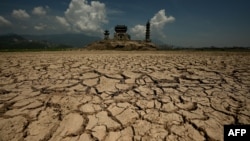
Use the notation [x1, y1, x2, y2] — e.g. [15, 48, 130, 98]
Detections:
[0, 51, 249, 141]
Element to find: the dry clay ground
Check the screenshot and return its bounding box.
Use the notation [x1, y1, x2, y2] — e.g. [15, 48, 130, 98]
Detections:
[0, 51, 249, 141]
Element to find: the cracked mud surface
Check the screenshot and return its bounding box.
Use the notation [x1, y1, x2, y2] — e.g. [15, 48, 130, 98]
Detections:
[0, 51, 249, 141]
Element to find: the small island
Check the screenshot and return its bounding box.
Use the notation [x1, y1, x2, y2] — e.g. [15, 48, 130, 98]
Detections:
[85, 21, 158, 50]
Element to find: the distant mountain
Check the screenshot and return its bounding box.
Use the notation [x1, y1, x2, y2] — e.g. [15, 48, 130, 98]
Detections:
[23, 33, 101, 47]
[0, 34, 26, 42]
[150, 38, 165, 46]
[0, 34, 73, 51]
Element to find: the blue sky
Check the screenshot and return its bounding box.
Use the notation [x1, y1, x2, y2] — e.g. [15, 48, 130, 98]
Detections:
[0, 0, 250, 47]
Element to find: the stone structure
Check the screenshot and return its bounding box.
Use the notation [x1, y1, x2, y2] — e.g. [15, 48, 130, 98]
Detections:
[86, 21, 157, 50]
[104, 30, 109, 40]
[145, 21, 151, 42]
[114, 25, 130, 41]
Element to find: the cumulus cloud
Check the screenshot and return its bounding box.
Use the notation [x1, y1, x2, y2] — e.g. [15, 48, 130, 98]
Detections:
[56, 16, 70, 27]
[151, 9, 175, 29]
[130, 9, 175, 40]
[12, 9, 30, 19]
[131, 25, 145, 38]
[0, 16, 12, 26]
[64, 0, 108, 35]
[34, 23, 47, 30]
[32, 6, 47, 16]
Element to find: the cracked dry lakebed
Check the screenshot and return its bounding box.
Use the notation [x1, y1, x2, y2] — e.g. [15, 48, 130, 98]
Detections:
[0, 51, 249, 141]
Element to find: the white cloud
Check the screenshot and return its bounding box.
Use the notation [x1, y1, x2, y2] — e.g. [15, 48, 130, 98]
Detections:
[64, 0, 108, 35]
[130, 9, 175, 41]
[56, 16, 70, 27]
[131, 25, 145, 38]
[151, 9, 175, 29]
[12, 9, 30, 19]
[0, 16, 12, 26]
[32, 6, 47, 16]
[34, 23, 47, 30]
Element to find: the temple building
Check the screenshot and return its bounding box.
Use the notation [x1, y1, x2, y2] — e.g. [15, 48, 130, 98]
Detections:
[103, 21, 151, 42]
[92, 21, 157, 50]
[113, 25, 130, 41]
[145, 21, 151, 42]
[104, 30, 109, 40]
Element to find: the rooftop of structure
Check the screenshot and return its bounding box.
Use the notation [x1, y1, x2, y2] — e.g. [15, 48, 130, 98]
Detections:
[115, 25, 127, 33]
[115, 25, 127, 28]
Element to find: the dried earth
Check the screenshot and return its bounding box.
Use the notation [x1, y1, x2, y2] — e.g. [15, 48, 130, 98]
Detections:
[0, 51, 249, 141]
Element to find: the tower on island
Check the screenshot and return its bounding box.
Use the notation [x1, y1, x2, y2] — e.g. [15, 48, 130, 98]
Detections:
[145, 20, 151, 42]
[114, 25, 130, 41]
[104, 30, 110, 40]
[87, 20, 158, 50]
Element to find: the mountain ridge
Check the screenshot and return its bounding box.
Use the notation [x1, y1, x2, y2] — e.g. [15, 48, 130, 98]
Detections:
[0, 33, 101, 47]
[22, 33, 101, 47]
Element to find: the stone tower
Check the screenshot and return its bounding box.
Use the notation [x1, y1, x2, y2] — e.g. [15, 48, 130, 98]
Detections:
[145, 20, 151, 42]
[104, 30, 109, 40]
